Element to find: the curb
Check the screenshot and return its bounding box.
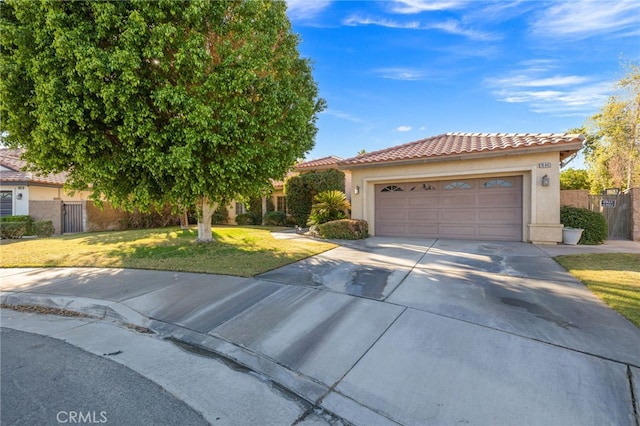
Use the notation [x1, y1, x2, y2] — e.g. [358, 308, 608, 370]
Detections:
[0, 292, 396, 425]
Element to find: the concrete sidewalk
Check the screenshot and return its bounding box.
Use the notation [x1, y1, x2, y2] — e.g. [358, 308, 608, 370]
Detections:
[2, 238, 639, 425]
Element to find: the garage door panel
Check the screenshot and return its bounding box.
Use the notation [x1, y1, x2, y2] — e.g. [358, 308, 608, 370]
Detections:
[440, 194, 476, 207]
[408, 195, 438, 207]
[477, 208, 521, 223]
[439, 225, 477, 238]
[438, 209, 475, 223]
[378, 210, 408, 221]
[377, 224, 407, 236]
[407, 210, 438, 221]
[478, 192, 521, 207]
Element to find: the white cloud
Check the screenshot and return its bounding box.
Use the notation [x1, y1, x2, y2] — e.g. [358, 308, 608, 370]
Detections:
[286, 0, 332, 21]
[486, 64, 613, 116]
[428, 19, 500, 41]
[343, 16, 420, 29]
[374, 67, 428, 81]
[532, 0, 640, 39]
[396, 126, 412, 132]
[321, 109, 369, 124]
[343, 15, 497, 41]
[389, 0, 467, 14]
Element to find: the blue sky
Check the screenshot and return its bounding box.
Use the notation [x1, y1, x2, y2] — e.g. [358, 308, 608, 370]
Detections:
[285, 0, 640, 166]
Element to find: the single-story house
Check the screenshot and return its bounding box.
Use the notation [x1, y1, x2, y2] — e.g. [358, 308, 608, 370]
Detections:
[0, 149, 91, 234]
[339, 132, 583, 244]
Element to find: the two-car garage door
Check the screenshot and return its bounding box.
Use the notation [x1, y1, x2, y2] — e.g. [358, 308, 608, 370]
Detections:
[375, 176, 522, 241]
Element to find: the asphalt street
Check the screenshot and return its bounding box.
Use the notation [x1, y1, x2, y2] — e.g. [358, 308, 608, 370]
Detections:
[1, 327, 208, 426]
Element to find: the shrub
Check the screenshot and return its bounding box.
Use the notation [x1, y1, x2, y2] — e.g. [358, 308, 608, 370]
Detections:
[0, 215, 34, 235]
[285, 169, 345, 226]
[235, 212, 258, 225]
[33, 220, 55, 237]
[263, 211, 287, 226]
[308, 190, 350, 226]
[317, 219, 368, 240]
[0, 222, 27, 239]
[560, 206, 608, 245]
[211, 206, 229, 225]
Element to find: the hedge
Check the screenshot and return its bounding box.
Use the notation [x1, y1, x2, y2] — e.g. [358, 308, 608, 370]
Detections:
[316, 219, 368, 240]
[560, 206, 608, 245]
[263, 211, 287, 226]
[235, 212, 259, 225]
[0, 215, 33, 235]
[0, 222, 27, 239]
[33, 220, 55, 237]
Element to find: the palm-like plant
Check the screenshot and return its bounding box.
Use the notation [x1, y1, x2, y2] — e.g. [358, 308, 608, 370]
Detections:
[307, 190, 351, 226]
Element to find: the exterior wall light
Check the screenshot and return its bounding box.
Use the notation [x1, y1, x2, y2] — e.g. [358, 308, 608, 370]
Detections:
[16, 193, 23, 200]
[541, 175, 550, 187]
[354, 185, 360, 195]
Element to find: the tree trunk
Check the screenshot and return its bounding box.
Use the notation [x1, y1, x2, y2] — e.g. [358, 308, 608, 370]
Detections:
[261, 196, 267, 225]
[196, 198, 217, 242]
[181, 208, 189, 230]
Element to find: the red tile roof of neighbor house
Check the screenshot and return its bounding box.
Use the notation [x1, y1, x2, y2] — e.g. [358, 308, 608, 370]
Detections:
[339, 132, 584, 167]
[271, 156, 345, 189]
[295, 155, 344, 170]
[0, 149, 67, 185]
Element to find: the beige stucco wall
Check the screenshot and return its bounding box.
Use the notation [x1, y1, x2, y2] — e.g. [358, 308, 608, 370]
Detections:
[345, 151, 565, 243]
[29, 185, 88, 201]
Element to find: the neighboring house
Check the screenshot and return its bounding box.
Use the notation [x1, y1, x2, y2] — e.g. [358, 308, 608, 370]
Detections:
[339, 132, 583, 244]
[0, 149, 90, 234]
[226, 155, 350, 224]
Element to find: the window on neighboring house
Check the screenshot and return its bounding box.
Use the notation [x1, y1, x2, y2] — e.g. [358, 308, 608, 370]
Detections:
[0, 191, 12, 217]
[235, 202, 246, 215]
[276, 196, 287, 213]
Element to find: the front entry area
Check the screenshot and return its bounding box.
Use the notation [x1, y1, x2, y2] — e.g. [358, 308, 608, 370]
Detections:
[375, 176, 523, 241]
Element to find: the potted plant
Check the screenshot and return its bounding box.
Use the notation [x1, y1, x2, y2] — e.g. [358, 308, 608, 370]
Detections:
[562, 226, 584, 245]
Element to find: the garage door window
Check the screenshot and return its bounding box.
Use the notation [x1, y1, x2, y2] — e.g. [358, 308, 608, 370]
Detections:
[483, 179, 512, 188]
[443, 181, 472, 190]
[410, 183, 437, 191]
[381, 185, 404, 192]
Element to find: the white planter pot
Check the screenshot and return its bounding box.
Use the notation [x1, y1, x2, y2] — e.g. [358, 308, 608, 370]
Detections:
[562, 227, 584, 245]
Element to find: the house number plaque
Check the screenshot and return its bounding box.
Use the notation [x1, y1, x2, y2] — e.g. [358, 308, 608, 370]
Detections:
[538, 162, 551, 168]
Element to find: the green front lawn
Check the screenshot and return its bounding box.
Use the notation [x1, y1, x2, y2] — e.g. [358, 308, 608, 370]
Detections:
[0, 226, 336, 277]
[555, 253, 640, 328]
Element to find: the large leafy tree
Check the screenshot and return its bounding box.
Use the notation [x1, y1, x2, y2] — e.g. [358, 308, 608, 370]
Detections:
[585, 64, 640, 193]
[0, 0, 324, 241]
[560, 168, 591, 190]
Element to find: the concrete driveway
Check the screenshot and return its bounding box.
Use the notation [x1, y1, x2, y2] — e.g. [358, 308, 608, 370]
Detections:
[2, 237, 639, 425]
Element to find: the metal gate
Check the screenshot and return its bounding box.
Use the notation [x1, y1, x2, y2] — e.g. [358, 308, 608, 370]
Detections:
[589, 193, 631, 239]
[63, 202, 83, 233]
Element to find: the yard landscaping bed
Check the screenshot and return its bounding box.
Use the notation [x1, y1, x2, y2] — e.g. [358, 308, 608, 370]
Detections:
[0, 226, 336, 277]
[555, 253, 640, 328]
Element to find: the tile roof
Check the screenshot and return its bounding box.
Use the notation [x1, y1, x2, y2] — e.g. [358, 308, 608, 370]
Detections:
[0, 149, 67, 185]
[296, 155, 343, 170]
[340, 132, 584, 166]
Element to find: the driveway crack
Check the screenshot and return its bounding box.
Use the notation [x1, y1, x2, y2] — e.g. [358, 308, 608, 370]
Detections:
[629, 366, 640, 426]
[382, 238, 438, 302]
